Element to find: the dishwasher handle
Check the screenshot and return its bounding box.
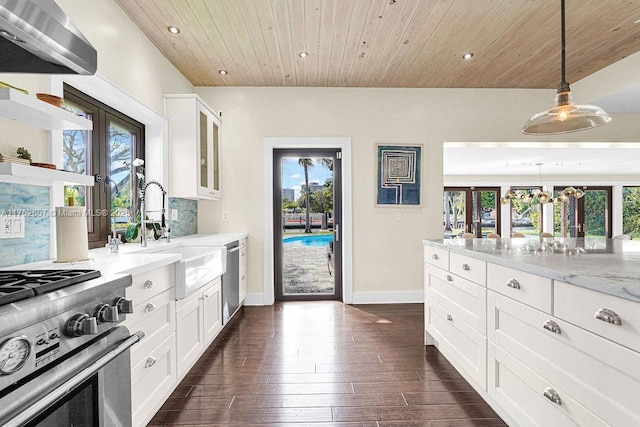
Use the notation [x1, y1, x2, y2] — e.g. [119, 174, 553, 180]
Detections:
[227, 242, 245, 255]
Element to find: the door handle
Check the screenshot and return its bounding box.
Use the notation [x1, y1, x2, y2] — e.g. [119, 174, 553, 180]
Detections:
[335, 224, 340, 242]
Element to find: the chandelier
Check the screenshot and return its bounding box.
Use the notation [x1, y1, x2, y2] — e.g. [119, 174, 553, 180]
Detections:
[501, 163, 585, 205]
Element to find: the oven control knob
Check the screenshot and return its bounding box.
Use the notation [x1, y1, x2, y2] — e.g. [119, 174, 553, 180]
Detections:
[114, 297, 134, 314]
[66, 314, 99, 338]
[95, 304, 119, 323]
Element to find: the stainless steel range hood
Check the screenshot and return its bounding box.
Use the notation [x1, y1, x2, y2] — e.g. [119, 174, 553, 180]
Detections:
[0, 0, 96, 75]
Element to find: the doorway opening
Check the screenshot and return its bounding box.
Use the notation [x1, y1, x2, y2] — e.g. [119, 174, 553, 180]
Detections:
[273, 149, 342, 301]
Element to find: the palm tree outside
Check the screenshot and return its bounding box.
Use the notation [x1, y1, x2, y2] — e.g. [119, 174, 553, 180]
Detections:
[298, 158, 314, 233]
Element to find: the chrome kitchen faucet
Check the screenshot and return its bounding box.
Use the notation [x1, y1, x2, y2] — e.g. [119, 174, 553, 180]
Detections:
[140, 180, 171, 246]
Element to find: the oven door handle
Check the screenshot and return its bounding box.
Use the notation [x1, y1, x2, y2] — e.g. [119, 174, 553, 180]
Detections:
[5, 331, 144, 427]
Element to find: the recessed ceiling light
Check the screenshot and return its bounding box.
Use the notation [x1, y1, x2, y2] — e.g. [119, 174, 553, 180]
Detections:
[298, 51, 309, 58]
[462, 52, 474, 60]
[218, 69, 228, 75]
[167, 26, 180, 35]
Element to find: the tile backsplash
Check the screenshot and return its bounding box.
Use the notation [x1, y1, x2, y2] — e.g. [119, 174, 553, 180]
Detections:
[168, 197, 197, 237]
[0, 183, 50, 268]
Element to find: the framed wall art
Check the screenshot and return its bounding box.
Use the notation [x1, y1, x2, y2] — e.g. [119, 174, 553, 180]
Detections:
[376, 143, 422, 206]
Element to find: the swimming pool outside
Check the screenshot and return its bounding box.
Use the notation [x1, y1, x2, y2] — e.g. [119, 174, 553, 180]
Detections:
[283, 234, 333, 247]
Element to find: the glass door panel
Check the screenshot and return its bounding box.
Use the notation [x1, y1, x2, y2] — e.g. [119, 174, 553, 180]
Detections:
[509, 187, 542, 237]
[473, 189, 499, 237]
[443, 190, 467, 238]
[623, 187, 640, 239]
[274, 150, 341, 301]
[553, 186, 611, 238]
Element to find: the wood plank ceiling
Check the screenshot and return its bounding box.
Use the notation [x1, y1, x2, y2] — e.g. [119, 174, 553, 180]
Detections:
[114, 0, 640, 88]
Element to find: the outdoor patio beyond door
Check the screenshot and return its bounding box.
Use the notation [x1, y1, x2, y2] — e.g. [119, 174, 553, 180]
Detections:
[273, 149, 342, 301]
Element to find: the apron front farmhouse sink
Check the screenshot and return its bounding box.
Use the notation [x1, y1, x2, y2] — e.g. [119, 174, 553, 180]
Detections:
[150, 245, 226, 299]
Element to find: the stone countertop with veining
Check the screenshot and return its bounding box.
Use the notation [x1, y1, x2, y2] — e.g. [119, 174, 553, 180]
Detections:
[7, 232, 248, 277]
[422, 237, 640, 303]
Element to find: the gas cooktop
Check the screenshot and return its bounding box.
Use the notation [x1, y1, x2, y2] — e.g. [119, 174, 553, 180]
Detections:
[0, 270, 101, 306]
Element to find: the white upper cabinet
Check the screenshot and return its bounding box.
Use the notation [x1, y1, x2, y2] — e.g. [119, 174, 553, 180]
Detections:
[165, 94, 221, 200]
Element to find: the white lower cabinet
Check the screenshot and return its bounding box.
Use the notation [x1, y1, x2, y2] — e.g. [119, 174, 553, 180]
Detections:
[123, 265, 177, 427]
[488, 290, 640, 426]
[488, 344, 606, 427]
[424, 244, 640, 426]
[131, 333, 177, 426]
[176, 278, 222, 378]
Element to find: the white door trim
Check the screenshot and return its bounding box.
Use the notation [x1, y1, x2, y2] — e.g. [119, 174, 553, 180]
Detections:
[263, 137, 353, 305]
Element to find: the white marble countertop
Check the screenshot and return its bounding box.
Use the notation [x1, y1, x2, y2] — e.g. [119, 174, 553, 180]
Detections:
[8, 232, 248, 277]
[423, 237, 640, 303]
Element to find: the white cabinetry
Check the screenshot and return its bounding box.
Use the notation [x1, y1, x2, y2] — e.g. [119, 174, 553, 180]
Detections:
[176, 278, 222, 378]
[122, 264, 177, 427]
[424, 249, 487, 390]
[165, 94, 221, 200]
[423, 243, 640, 426]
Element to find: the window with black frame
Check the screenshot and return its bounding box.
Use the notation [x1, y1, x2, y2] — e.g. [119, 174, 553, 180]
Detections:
[62, 84, 145, 248]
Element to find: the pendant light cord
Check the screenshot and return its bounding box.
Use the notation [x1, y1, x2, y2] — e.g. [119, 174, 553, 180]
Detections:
[558, 0, 570, 92]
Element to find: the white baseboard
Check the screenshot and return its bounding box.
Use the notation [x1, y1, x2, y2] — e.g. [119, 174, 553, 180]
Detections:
[351, 291, 424, 304]
[242, 291, 424, 306]
[243, 293, 266, 306]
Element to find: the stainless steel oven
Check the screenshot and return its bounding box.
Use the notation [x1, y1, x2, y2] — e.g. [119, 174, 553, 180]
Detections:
[0, 270, 141, 427]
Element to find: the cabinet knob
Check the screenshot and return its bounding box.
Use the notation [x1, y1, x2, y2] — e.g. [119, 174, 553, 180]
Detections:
[462, 263, 470, 271]
[595, 308, 622, 325]
[506, 279, 521, 289]
[144, 280, 155, 289]
[446, 275, 453, 282]
[201, 293, 211, 300]
[543, 388, 562, 405]
[543, 320, 561, 335]
[145, 356, 157, 369]
[144, 302, 157, 313]
[446, 314, 453, 321]
[431, 254, 439, 260]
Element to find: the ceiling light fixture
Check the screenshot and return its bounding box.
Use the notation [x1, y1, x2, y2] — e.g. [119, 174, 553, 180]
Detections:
[167, 26, 180, 35]
[218, 69, 228, 75]
[501, 163, 585, 205]
[298, 51, 308, 58]
[521, 0, 611, 135]
[462, 52, 473, 60]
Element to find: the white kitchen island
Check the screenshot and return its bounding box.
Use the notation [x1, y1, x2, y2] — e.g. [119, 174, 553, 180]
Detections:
[423, 237, 640, 427]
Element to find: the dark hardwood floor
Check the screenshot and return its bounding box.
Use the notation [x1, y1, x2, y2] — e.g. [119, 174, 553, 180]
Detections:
[148, 302, 506, 426]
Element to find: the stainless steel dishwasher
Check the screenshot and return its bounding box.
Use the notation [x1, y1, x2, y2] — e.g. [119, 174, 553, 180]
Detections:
[222, 240, 241, 324]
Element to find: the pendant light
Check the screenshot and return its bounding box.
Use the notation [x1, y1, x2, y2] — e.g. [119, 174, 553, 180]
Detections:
[521, 0, 611, 135]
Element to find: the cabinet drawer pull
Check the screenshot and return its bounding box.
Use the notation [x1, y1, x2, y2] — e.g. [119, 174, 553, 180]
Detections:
[241, 275, 246, 280]
[595, 308, 622, 325]
[143, 280, 155, 289]
[144, 302, 156, 313]
[145, 356, 157, 368]
[446, 275, 453, 282]
[543, 320, 561, 334]
[431, 254, 439, 260]
[462, 263, 470, 271]
[446, 314, 453, 321]
[543, 388, 562, 405]
[506, 279, 521, 289]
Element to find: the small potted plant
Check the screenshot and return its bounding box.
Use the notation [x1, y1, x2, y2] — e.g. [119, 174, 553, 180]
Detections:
[124, 157, 162, 242]
[125, 212, 162, 242]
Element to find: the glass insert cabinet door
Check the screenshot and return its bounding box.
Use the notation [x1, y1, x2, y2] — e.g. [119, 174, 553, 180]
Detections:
[197, 102, 221, 198]
[553, 186, 612, 238]
[444, 187, 501, 238]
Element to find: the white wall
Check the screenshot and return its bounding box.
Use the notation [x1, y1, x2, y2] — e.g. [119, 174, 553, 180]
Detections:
[194, 86, 640, 303]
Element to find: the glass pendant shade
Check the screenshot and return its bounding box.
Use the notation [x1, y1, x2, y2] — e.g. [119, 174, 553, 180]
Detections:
[522, 90, 612, 135]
